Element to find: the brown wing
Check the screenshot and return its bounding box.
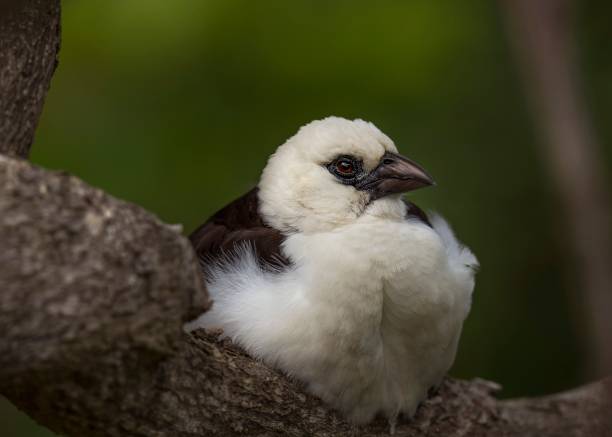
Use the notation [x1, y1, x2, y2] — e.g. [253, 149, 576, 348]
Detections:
[189, 187, 290, 270]
[403, 198, 432, 227]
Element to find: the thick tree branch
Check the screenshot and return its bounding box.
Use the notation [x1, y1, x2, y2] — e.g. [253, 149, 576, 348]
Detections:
[0, 156, 609, 436]
[0, 0, 60, 158]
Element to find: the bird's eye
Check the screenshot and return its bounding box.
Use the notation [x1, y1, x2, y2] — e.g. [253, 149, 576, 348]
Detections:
[326, 155, 362, 183]
[335, 158, 356, 177]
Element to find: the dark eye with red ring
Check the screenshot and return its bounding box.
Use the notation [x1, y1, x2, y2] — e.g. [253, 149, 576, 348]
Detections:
[327, 156, 362, 183]
[335, 158, 355, 177]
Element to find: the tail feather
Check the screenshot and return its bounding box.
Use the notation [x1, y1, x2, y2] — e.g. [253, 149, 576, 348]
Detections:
[429, 213, 479, 272]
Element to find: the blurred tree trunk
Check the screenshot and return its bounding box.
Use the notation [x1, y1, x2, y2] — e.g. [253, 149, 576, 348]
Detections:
[500, 0, 612, 376]
[0, 1, 610, 436]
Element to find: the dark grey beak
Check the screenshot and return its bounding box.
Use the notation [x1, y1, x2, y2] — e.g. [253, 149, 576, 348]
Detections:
[356, 151, 435, 200]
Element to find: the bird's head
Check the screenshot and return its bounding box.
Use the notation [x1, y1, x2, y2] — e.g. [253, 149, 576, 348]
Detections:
[258, 117, 434, 233]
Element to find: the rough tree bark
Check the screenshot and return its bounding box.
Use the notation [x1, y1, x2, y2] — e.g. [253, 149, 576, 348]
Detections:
[0, 0, 61, 159]
[0, 1, 610, 436]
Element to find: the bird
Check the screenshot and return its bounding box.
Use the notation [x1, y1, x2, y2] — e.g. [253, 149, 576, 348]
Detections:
[185, 116, 478, 428]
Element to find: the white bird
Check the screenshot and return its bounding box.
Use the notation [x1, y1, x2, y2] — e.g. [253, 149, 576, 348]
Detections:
[186, 116, 478, 427]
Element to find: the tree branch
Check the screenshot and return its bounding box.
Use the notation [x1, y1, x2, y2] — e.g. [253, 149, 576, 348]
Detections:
[0, 0, 61, 158]
[0, 155, 609, 436]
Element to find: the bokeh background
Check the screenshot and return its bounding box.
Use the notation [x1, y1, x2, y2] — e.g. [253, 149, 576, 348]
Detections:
[3, 0, 611, 435]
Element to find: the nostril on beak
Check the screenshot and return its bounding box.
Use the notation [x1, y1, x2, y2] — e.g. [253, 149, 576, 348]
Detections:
[382, 158, 395, 165]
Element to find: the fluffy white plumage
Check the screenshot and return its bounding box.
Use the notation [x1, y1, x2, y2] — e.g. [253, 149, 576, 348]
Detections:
[186, 117, 478, 424]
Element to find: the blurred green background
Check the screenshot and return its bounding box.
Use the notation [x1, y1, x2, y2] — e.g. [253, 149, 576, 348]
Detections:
[4, 0, 611, 435]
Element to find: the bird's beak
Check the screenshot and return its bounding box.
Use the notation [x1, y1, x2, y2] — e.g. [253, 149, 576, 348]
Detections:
[356, 151, 435, 200]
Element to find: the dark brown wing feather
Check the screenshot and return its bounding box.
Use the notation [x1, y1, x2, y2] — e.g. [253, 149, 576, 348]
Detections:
[189, 187, 290, 270]
[403, 198, 432, 227]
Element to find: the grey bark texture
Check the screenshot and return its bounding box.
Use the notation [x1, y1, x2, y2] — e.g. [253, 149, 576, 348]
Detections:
[0, 155, 610, 437]
[0, 0, 610, 436]
[0, 0, 60, 158]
